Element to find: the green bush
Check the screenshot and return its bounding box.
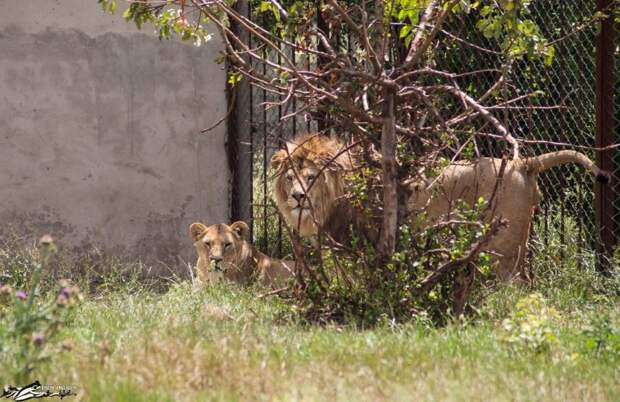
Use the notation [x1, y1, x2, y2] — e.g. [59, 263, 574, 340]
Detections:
[500, 293, 560, 352]
[283, 194, 496, 326]
[0, 237, 82, 383]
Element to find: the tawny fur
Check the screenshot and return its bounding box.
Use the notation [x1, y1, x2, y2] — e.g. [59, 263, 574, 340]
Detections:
[189, 221, 295, 288]
[271, 135, 608, 282]
[271, 134, 358, 242]
[409, 150, 608, 281]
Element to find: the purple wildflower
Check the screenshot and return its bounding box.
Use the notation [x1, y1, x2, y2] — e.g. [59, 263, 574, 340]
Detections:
[15, 290, 27, 300]
[32, 333, 46, 346]
[56, 293, 68, 307]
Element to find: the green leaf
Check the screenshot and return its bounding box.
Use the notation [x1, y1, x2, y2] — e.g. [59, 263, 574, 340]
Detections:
[271, 5, 281, 22]
[399, 25, 412, 39]
[98, 0, 117, 14]
[259, 1, 271, 12]
[228, 72, 243, 85]
[544, 45, 555, 66]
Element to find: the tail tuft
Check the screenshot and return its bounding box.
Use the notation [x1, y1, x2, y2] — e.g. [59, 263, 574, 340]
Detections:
[596, 171, 611, 184]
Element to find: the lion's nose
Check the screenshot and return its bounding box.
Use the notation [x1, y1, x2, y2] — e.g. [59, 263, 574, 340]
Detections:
[292, 192, 305, 203]
[210, 255, 223, 263]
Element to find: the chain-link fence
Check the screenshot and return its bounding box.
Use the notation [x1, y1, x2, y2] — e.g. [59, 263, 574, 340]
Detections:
[230, 1, 619, 261]
[522, 0, 619, 259]
[521, 1, 618, 257]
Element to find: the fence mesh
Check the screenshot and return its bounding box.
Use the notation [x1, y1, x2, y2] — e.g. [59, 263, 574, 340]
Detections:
[236, 1, 618, 260]
[509, 1, 599, 251]
[516, 1, 619, 254]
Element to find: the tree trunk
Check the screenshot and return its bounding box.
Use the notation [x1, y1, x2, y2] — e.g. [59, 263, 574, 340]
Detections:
[379, 85, 398, 258]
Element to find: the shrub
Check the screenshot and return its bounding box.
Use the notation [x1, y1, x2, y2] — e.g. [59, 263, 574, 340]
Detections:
[500, 293, 560, 353]
[581, 314, 620, 358]
[285, 193, 498, 326]
[0, 236, 83, 383]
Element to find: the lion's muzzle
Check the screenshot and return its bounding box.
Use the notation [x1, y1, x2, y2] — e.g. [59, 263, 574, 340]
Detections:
[292, 191, 305, 204]
[210, 255, 224, 271]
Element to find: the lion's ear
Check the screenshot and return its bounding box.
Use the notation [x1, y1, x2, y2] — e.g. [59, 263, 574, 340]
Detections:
[230, 221, 250, 240]
[285, 140, 300, 155]
[271, 150, 287, 171]
[189, 223, 208, 242]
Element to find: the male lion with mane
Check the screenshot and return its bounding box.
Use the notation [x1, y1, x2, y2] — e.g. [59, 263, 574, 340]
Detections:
[271, 133, 609, 282]
[189, 221, 295, 288]
[271, 134, 361, 243]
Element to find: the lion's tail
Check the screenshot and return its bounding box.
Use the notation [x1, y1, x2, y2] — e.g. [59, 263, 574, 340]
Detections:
[526, 150, 610, 184]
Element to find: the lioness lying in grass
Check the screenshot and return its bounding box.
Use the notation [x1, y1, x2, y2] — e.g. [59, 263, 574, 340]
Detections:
[189, 221, 296, 288]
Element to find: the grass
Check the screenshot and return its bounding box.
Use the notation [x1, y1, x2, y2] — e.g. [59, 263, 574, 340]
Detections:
[31, 282, 620, 401]
[1, 217, 620, 401]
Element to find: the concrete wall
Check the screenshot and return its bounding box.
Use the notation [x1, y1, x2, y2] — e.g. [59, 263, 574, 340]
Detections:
[0, 1, 229, 269]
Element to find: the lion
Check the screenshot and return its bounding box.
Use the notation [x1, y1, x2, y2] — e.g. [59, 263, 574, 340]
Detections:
[189, 221, 296, 288]
[271, 134, 359, 243]
[271, 134, 609, 282]
[408, 150, 609, 282]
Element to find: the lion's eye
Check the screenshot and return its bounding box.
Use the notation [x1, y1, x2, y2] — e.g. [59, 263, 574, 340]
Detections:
[224, 242, 232, 249]
[286, 174, 294, 181]
[307, 175, 315, 182]
[204, 241, 211, 248]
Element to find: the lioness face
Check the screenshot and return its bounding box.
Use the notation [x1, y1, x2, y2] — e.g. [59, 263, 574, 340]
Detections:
[189, 221, 249, 280]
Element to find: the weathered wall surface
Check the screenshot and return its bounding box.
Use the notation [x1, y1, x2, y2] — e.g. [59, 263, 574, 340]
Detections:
[0, 1, 229, 269]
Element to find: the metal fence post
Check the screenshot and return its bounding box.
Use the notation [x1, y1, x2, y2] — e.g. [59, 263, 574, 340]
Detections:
[228, 0, 254, 239]
[595, 0, 617, 269]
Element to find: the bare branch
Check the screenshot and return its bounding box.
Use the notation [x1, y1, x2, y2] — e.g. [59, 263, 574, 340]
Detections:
[428, 84, 520, 160]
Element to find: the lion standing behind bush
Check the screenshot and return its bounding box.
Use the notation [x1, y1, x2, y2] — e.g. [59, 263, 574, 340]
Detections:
[270, 134, 608, 282]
